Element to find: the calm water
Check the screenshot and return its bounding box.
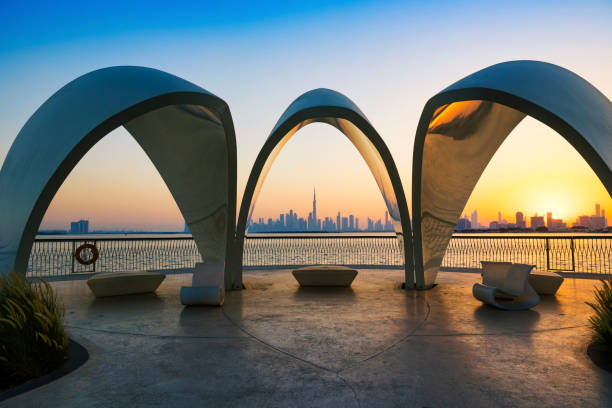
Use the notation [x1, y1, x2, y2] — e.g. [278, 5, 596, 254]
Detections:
[27, 233, 612, 277]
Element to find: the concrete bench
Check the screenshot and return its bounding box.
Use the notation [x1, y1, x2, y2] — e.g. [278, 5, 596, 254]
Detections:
[474, 262, 540, 310]
[292, 265, 358, 287]
[528, 270, 564, 295]
[87, 271, 166, 297]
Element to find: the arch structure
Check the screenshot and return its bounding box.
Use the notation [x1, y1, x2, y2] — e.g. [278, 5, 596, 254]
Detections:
[412, 60, 612, 289]
[232, 88, 413, 290]
[0, 66, 237, 288]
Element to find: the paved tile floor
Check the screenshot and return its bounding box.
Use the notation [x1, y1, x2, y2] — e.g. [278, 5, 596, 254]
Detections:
[3, 270, 611, 407]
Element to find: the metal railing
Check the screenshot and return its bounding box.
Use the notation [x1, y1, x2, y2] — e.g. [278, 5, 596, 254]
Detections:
[28, 236, 201, 277]
[441, 235, 612, 276]
[25, 234, 612, 278]
[242, 235, 403, 268]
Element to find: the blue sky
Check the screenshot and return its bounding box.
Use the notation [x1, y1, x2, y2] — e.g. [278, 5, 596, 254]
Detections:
[1, 1, 611, 230]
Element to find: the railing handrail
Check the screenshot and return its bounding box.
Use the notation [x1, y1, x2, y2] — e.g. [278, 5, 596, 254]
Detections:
[451, 234, 612, 240]
[244, 234, 400, 240]
[33, 235, 193, 242]
[33, 233, 612, 242]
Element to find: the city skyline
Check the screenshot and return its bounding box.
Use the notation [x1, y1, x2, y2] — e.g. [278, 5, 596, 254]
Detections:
[459, 203, 609, 232]
[46, 197, 611, 234]
[249, 188, 395, 232]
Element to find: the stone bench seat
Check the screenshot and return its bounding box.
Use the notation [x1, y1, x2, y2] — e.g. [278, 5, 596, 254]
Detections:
[528, 270, 564, 295]
[292, 265, 358, 287]
[87, 271, 166, 297]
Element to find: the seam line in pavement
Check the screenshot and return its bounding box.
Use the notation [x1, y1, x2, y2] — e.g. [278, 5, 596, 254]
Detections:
[338, 301, 432, 374]
[220, 309, 362, 407]
[408, 324, 587, 337]
[65, 324, 246, 340]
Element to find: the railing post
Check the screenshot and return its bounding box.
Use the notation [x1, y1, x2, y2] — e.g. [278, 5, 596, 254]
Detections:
[545, 237, 550, 271]
[570, 237, 575, 272]
[71, 240, 75, 274]
[93, 240, 97, 273]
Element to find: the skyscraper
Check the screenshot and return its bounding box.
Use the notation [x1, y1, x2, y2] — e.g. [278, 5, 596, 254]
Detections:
[69, 219, 89, 234]
[337, 212, 341, 232]
[531, 215, 545, 230]
[312, 188, 317, 229]
[516, 211, 525, 228]
[471, 210, 478, 229]
[596, 203, 601, 217]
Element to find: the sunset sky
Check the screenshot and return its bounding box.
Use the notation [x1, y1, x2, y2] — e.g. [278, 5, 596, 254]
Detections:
[0, 1, 611, 231]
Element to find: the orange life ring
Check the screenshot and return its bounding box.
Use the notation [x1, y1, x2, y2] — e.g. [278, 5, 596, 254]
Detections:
[74, 243, 99, 266]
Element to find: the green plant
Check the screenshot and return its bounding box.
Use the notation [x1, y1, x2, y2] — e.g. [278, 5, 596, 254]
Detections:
[0, 270, 69, 389]
[586, 279, 612, 349]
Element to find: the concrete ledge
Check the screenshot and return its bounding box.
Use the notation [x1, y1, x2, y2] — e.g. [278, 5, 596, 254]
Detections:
[292, 265, 358, 287]
[0, 339, 89, 402]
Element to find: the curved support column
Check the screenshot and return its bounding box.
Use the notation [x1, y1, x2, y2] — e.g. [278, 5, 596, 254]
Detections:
[412, 60, 612, 288]
[232, 88, 413, 290]
[0, 67, 237, 288]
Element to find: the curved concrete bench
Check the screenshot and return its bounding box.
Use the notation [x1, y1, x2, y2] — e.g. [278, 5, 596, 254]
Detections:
[474, 262, 539, 310]
[87, 272, 166, 297]
[292, 265, 358, 287]
[529, 270, 564, 295]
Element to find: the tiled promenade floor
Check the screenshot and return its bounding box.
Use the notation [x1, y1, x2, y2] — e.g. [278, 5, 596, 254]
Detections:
[2, 270, 611, 407]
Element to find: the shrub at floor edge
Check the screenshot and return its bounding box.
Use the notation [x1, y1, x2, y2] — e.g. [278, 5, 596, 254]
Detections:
[0, 270, 70, 389]
[586, 279, 612, 372]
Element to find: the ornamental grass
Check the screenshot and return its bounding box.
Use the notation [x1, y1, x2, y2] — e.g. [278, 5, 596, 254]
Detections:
[586, 279, 612, 350]
[0, 270, 68, 390]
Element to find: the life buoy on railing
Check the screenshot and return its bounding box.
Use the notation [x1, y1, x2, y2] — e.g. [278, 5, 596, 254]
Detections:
[74, 243, 99, 266]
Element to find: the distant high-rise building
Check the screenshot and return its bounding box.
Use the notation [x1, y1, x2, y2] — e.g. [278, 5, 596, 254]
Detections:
[515, 212, 526, 229]
[516, 212, 523, 224]
[456, 217, 471, 231]
[375, 219, 383, 231]
[337, 212, 341, 232]
[573, 203, 607, 230]
[184, 222, 190, 233]
[69, 219, 89, 234]
[546, 212, 566, 231]
[548, 219, 567, 231]
[471, 210, 478, 229]
[312, 188, 318, 230]
[356, 218, 359, 231]
[349, 214, 354, 231]
[384, 211, 393, 231]
[530, 215, 545, 230]
[575, 215, 606, 230]
[342, 217, 349, 231]
[498, 212, 502, 224]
